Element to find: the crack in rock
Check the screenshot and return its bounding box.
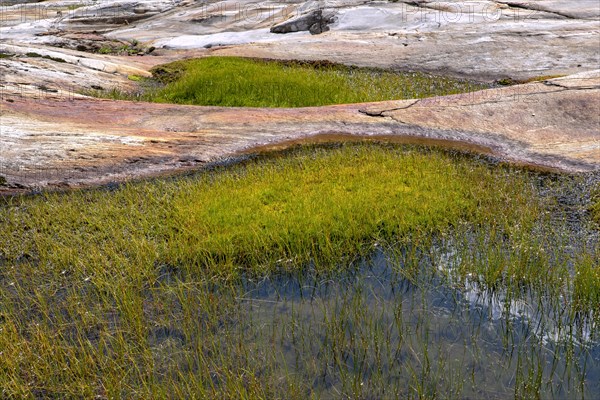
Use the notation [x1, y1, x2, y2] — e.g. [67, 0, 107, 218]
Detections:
[542, 80, 600, 90]
[495, 1, 577, 19]
[358, 100, 421, 117]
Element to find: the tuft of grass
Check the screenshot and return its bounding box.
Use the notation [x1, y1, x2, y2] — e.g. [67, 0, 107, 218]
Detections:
[591, 184, 600, 225]
[573, 252, 600, 311]
[98, 46, 113, 54]
[519, 74, 566, 84]
[96, 40, 146, 56]
[90, 56, 491, 107]
[22, 52, 65, 63]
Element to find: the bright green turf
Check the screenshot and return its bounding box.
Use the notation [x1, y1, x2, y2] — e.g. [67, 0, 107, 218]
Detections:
[91, 57, 490, 107]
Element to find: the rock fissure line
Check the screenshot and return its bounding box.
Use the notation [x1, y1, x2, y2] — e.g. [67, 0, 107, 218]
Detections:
[542, 80, 600, 90]
[358, 87, 571, 115]
[358, 100, 422, 117]
[494, 1, 577, 20]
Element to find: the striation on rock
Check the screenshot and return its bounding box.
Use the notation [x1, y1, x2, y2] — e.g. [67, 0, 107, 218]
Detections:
[1, 0, 599, 193]
[1, 72, 598, 193]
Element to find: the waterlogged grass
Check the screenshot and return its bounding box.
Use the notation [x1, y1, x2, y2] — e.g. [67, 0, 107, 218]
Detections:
[0, 143, 598, 398]
[2, 145, 538, 277]
[591, 184, 600, 224]
[574, 253, 600, 311]
[88, 57, 490, 107]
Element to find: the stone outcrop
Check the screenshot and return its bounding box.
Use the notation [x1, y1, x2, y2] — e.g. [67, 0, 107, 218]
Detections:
[270, 9, 334, 35]
[1, 72, 598, 193]
[2, 1, 599, 80]
[57, 0, 181, 30]
[0, 1, 599, 193]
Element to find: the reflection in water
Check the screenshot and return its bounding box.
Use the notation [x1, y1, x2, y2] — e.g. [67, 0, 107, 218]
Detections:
[438, 243, 596, 346]
[234, 249, 599, 399]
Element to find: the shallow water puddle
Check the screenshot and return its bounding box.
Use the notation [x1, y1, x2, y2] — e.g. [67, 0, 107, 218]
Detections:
[234, 250, 599, 398]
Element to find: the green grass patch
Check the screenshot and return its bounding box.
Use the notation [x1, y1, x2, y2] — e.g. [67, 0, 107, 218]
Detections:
[0, 144, 539, 278]
[574, 252, 600, 311]
[89, 56, 491, 107]
[0, 143, 596, 397]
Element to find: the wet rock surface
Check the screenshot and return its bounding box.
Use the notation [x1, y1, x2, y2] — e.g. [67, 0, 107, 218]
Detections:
[0, 0, 599, 193]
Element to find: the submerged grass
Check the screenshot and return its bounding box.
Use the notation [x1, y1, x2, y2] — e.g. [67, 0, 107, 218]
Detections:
[591, 184, 600, 224]
[0, 143, 597, 397]
[87, 56, 491, 107]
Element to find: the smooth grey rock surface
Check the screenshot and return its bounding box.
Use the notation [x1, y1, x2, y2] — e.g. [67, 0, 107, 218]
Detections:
[2, 0, 599, 80]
